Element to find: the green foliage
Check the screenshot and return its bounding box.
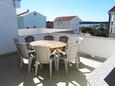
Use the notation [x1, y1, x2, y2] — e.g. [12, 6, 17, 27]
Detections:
[80, 27, 109, 37]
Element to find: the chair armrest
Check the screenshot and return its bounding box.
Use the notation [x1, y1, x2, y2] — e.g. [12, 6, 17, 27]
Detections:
[57, 49, 66, 55]
[29, 53, 36, 58]
[28, 49, 36, 58]
[25, 43, 29, 45]
[49, 50, 57, 58]
[68, 43, 79, 46]
[52, 50, 57, 55]
[29, 49, 35, 53]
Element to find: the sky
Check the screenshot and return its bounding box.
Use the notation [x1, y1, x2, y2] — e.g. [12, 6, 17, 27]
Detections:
[17, 0, 115, 21]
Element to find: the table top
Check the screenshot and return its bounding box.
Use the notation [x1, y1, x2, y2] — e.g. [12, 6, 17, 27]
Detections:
[30, 40, 67, 51]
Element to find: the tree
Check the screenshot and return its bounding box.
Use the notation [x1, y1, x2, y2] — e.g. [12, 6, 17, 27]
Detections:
[80, 26, 109, 37]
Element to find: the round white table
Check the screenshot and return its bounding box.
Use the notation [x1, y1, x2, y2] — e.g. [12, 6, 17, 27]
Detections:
[30, 40, 67, 52]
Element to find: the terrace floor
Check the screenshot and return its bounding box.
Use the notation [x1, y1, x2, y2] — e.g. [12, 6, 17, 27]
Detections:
[0, 53, 105, 86]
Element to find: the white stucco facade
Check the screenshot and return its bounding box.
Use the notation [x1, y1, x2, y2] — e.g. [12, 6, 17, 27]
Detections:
[54, 16, 81, 34]
[1, 0, 13, 5]
[108, 7, 115, 37]
[109, 14, 115, 33]
[0, 0, 20, 55]
[1, 0, 21, 8]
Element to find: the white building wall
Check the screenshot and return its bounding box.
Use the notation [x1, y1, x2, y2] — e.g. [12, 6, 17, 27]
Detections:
[17, 17, 24, 29]
[54, 16, 81, 34]
[62, 21, 70, 29]
[54, 22, 59, 28]
[109, 12, 115, 37]
[70, 17, 81, 33]
[54, 21, 70, 29]
[112, 15, 115, 33]
[0, 0, 18, 55]
[1, 0, 21, 8]
[18, 11, 46, 29]
[0, 0, 13, 6]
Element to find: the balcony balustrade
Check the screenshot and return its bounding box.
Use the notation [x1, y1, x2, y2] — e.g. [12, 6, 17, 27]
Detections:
[0, 28, 115, 86]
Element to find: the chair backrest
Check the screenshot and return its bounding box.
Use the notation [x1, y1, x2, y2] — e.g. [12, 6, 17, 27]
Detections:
[34, 46, 50, 63]
[13, 38, 19, 50]
[44, 35, 54, 40]
[17, 43, 29, 58]
[67, 43, 78, 61]
[13, 38, 19, 43]
[59, 36, 68, 43]
[25, 35, 35, 43]
[77, 37, 83, 44]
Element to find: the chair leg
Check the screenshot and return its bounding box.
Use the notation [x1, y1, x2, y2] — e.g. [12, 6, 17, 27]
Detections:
[40, 64, 43, 69]
[77, 52, 80, 64]
[49, 60, 52, 78]
[76, 56, 79, 69]
[35, 60, 39, 76]
[65, 59, 68, 74]
[56, 58, 59, 71]
[76, 59, 79, 69]
[54, 52, 58, 71]
[54, 58, 57, 70]
[54, 57, 59, 71]
[28, 58, 32, 73]
[87, 81, 92, 86]
[20, 57, 23, 68]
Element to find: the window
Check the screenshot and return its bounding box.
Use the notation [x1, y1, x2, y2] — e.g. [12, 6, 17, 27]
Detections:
[26, 27, 30, 29]
[58, 19, 61, 25]
[33, 26, 36, 28]
[33, 13, 37, 15]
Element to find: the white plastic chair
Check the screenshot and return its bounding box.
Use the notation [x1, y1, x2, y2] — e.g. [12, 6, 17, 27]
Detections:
[17, 43, 35, 73]
[57, 43, 79, 73]
[34, 46, 54, 78]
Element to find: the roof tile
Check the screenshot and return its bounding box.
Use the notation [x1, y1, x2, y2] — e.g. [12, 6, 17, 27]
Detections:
[54, 16, 76, 21]
[109, 6, 115, 12]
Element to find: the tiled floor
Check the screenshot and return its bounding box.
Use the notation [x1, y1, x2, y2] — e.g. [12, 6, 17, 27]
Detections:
[0, 53, 104, 86]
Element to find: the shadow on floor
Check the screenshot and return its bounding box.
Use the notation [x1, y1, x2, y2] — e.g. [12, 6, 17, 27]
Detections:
[0, 53, 103, 86]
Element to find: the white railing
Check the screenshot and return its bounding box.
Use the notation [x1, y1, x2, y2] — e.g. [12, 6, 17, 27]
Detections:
[87, 54, 115, 86]
[17, 29, 78, 43]
[0, 1, 17, 55]
[13, 0, 21, 8]
[17, 29, 115, 59]
[2, 28, 115, 60]
[18, 28, 74, 36]
[17, 29, 115, 86]
[79, 36, 115, 59]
